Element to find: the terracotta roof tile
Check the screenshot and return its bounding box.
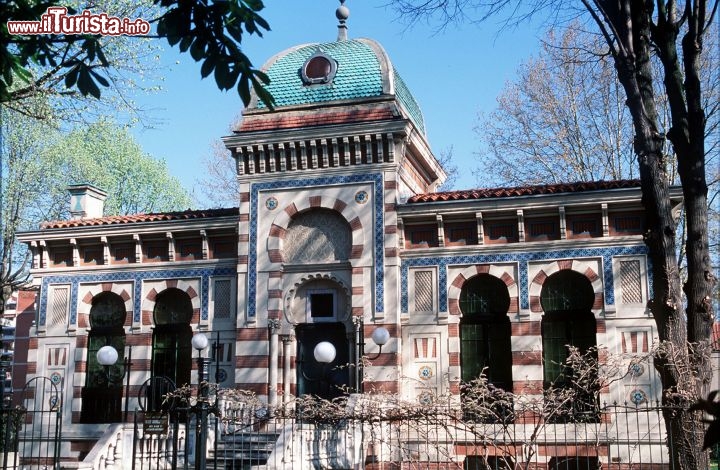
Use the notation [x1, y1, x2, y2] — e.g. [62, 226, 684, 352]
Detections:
[407, 180, 642, 203]
[40, 207, 239, 229]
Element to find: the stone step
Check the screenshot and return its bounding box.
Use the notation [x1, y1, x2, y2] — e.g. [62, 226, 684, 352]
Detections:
[207, 432, 280, 468]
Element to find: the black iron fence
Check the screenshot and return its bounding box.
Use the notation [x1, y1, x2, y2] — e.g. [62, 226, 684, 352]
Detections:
[2, 382, 718, 469]
[1, 376, 62, 470]
[128, 392, 714, 470]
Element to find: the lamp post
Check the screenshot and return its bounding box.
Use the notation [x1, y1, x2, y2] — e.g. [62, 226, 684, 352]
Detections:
[313, 341, 337, 364]
[306, 326, 390, 395]
[356, 325, 390, 392]
[191, 332, 210, 470]
[368, 327, 390, 359]
[96, 344, 132, 421]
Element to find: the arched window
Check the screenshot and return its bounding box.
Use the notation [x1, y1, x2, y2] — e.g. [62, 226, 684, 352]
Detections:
[284, 209, 352, 263]
[541, 270, 598, 422]
[81, 292, 126, 423]
[459, 274, 513, 391]
[459, 274, 513, 421]
[151, 288, 193, 395]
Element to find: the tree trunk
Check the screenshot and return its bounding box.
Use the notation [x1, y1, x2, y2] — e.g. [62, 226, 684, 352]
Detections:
[600, 2, 714, 468]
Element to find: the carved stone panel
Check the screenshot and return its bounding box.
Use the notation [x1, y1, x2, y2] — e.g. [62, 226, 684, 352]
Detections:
[284, 209, 351, 263]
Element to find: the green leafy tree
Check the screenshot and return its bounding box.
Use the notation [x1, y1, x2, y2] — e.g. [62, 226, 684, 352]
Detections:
[2, 0, 166, 122]
[0, 105, 59, 312]
[45, 119, 193, 216]
[391, 1, 717, 468]
[1, 0, 274, 115]
[1, 109, 192, 314]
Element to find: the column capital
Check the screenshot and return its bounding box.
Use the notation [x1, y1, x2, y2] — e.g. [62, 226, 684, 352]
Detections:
[268, 319, 281, 332]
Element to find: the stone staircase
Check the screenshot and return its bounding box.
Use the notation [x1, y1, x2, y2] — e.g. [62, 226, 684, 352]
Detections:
[208, 431, 280, 469]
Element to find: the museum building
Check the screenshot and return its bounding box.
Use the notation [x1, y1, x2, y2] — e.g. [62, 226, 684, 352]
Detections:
[15, 6, 680, 467]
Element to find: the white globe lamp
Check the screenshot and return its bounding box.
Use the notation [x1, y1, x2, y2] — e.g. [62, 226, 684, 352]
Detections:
[191, 332, 209, 351]
[313, 341, 337, 364]
[371, 327, 390, 347]
[96, 345, 119, 366]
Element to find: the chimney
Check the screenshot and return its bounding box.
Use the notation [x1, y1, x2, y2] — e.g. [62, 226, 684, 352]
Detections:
[68, 184, 107, 220]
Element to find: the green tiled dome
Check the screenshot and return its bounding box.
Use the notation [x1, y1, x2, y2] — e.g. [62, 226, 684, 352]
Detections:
[253, 38, 426, 135]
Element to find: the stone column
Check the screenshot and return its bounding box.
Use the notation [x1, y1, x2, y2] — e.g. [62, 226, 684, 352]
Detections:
[281, 334, 294, 405]
[268, 319, 280, 409]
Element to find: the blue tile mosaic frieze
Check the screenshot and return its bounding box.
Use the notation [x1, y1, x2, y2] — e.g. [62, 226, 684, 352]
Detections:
[38, 266, 235, 326]
[400, 245, 649, 313]
[248, 174, 385, 318]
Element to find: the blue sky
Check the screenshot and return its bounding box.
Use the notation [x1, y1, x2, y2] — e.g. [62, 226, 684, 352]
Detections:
[130, 1, 547, 206]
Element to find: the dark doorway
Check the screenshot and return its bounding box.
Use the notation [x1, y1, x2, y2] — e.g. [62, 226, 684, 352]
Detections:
[151, 288, 193, 406]
[540, 270, 599, 422]
[296, 323, 350, 399]
[548, 456, 600, 469]
[459, 274, 514, 422]
[81, 292, 126, 423]
[459, 274, 513, 391]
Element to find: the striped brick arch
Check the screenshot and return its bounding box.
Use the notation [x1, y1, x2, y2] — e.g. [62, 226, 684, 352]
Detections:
[447, 265, 519, 316]
[528, 260, 604, 314]
[77, 283, 133, 328]
[282, 273, 352, 324]
[267, 195, 365, 264]
[141, 279, 202, 325]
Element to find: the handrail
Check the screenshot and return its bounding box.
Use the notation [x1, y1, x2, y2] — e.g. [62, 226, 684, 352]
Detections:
[62, 423, 128, 470]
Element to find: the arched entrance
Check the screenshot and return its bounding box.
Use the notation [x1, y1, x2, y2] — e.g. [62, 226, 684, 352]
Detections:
[459, 274, 513, 421]
[459, 274, 513, 391]
[80, 292, 126, 423]
[540, 270, 598, 422]
[282, 208, 355, 400]
[151, 288, 193, 394]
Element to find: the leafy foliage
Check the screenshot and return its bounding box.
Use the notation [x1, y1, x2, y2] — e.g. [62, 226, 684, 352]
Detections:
[1, 0, 274, 111]
[155, 0, 273, 107]
[0, 406, 25, 452]
[44, 119, 193, 216]
[2, 0, 165, 122]
[1, 108, 192, 313]
[1, 105, 59, 307]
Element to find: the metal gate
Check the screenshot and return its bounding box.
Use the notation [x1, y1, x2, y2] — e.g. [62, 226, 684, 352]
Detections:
[1, 376, 62, 469]
[131, 376, 192, 470]
[131, 375, 245, 470]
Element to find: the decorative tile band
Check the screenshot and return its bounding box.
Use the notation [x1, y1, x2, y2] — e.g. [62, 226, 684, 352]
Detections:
[39, 266, 235, 326]
[248, 174, 384, 318]
[400, 246, 648, 313]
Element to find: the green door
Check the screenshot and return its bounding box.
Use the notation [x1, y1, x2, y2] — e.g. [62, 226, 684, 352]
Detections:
[152, 324, 192, 387]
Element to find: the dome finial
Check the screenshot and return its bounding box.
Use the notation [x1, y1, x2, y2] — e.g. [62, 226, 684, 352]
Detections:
[336, 0, 350, 41]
